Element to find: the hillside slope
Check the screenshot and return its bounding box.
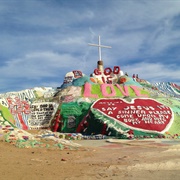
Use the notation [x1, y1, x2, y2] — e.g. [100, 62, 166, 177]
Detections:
[0, 73, 180, 140]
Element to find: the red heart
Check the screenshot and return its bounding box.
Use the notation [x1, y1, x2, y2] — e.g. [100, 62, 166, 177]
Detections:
[91, 98, 174, 133]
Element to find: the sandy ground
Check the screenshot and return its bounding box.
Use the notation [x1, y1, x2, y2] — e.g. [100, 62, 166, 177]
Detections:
[1, 138, 180, 180]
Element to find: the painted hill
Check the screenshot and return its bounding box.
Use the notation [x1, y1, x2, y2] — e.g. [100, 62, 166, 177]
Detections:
[152, 82, 180, 98]
[55, 73, 180, 139]
[0, 65, 180, 140]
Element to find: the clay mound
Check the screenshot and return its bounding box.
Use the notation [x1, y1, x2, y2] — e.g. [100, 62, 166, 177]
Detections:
[0, 70, 180, 140]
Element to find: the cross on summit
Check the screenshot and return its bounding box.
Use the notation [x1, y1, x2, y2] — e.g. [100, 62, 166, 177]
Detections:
[88, 35, 112, 61]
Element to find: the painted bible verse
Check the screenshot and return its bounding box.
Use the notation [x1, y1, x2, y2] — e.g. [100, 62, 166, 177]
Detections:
[91, 98, 174, 133]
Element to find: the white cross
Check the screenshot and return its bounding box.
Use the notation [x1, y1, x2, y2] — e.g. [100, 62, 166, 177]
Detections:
[88, 35, 112, 61]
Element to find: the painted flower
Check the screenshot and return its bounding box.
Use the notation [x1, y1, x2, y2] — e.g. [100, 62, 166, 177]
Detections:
[119, 77, 127, 84]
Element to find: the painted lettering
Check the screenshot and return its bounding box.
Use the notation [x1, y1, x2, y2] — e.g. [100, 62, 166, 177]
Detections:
[101, 84, 116, 97]
[83, 82, 98, 98]
[84, 83, 148, 98]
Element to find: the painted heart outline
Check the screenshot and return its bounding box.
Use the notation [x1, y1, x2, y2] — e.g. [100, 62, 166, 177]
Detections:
[91, 98, 174, 133]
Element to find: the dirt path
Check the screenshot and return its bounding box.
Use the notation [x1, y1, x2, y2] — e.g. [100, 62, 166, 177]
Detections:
[1, 139, 180, 180]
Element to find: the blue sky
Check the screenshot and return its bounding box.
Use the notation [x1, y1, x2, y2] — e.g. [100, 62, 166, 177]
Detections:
[0, 0, 180, 93]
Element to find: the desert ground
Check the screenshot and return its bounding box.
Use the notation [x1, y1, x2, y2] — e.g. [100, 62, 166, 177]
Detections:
[1, 137, 180, 180]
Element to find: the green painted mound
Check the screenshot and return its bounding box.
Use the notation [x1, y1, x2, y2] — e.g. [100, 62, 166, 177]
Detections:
[0, 74, 180, 140]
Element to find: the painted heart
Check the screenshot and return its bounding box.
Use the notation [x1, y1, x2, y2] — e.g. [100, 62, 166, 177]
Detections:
[91, 98, 174, 133]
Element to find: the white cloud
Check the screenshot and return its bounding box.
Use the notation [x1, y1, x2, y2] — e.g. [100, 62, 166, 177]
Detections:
[0, 51, 83, 79]
[0, 0, 180, 92]
[122, 62, 180, 83]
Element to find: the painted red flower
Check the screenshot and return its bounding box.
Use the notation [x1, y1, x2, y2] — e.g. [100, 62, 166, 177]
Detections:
[120, 77, 127, 84]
